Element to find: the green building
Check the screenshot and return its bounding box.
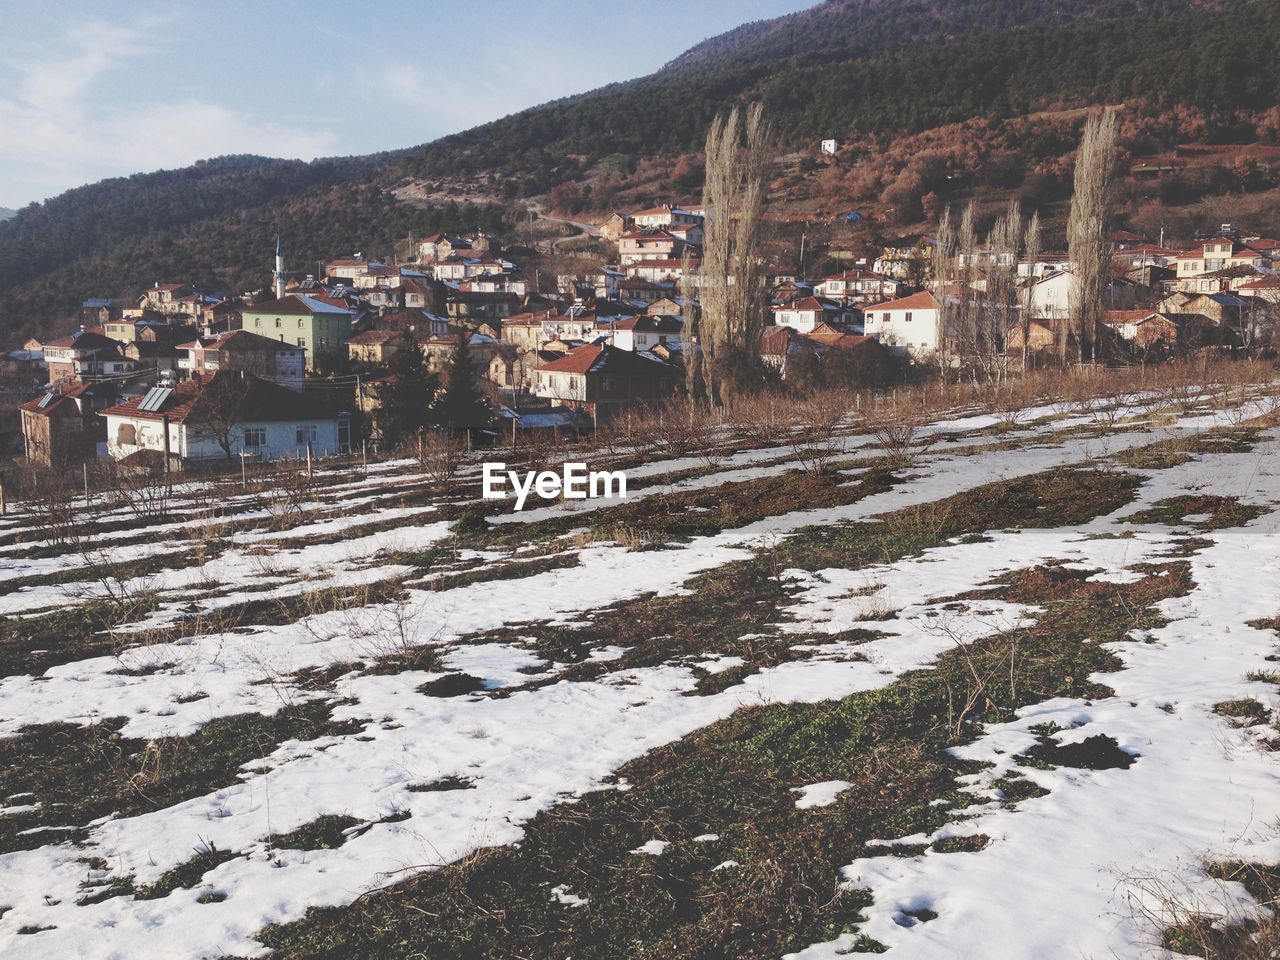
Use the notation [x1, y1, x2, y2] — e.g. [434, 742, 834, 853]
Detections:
[240, 295, 355, 371]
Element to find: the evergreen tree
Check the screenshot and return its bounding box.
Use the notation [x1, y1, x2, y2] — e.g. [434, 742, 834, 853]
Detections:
[434, 333, 493, 431]
[378, 330, 437, 445]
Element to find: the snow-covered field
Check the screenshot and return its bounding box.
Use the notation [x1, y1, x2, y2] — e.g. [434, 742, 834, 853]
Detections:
[0, 387, 1278, 959]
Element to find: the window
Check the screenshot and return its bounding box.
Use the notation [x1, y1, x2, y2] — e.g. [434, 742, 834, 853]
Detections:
[904, 312, 913, 322]
[602, 377, 614, 392]
[297, 318, 304, 328]
[254, 318, 261, 329]
[569, 376, 580, 390]
[296, 425, 317, 445]
[116, 423, 137, 445]
[243, 427, 267, 448]
[297, 337, 305, 347]
[275, 318, 282, 328]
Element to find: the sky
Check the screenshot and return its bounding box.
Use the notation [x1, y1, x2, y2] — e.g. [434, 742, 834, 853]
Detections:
[0, 0, 814, 210]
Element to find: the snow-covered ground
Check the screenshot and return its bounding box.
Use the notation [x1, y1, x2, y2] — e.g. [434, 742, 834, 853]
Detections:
[0, 391, 1276, 959]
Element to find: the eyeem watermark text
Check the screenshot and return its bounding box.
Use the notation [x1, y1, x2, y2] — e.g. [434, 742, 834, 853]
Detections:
[482, 462, 628, 511]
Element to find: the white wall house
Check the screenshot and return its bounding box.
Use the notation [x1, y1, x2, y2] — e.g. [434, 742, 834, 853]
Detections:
[1024, 269, 1143, 320]
[771, 297, 858, 335]
[609, 316, 682, 352]
[101, 376, 350, 465]
[861, 291, 942, 356]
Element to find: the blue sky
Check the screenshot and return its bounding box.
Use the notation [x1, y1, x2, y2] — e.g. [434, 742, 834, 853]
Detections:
[0, 0, 813, 209]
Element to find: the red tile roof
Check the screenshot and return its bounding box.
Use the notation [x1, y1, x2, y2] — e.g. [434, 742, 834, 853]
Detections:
[865, 291, 941, 312]
[100, 373, 332, 424]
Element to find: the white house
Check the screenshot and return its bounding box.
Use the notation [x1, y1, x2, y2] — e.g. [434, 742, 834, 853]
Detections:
[1023, 269, 1144, 320]
[101, 374, 350, 465]
[814, 269, 903, 303]
[608, 315, 683, 352]
[820, 139, 840, 155]
[861, 291, 942, 355]
[630, 205, 703, 230]
[771, 297, 858, 335]
[176, 329, 305, 391]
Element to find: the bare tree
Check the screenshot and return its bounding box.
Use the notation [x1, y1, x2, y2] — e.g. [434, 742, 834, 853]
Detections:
[1067, 108, 1119, 364]
[700, 102, 772, 408]
[953, 202, 979, 367]
[1020, 210, 1041, 372]
[931, 207, 957, 376]
[678, 247, 701, 399]
[186, 373, 255, 462]
[982, 199, 1025, 385]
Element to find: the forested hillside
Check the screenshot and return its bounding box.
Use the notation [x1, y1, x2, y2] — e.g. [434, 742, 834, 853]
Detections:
[3, 0, 1279, 339]
[397, 0, 1280, 186]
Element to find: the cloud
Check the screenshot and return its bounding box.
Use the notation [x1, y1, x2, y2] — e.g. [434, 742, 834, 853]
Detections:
[0, 16, 337, 207]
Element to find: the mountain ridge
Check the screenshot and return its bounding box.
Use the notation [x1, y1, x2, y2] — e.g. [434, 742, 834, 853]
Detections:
[3, 0, 1279, 339]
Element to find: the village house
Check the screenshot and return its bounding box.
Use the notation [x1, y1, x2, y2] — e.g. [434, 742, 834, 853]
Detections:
[446, 289, 520, 323]
[873, 235, 936, 281]
[81, 298, 126, 326]
[1112, 243, 1180, 271]
[814, 269, 904, 303]
[1014, 250, 1073, 280]
[347, 329, 404, 365]
[667, 222, 705, 247]
[599, 213, 635, 239]
[861, 290, 942, 356]
[608, 315, 683, 352]
[1172, 231, 1277, 284]
[644, 296, 694, 317]
[416, 233, 471, 262]
[532, 343, 680, 418]
[43, 329, 138, 383]
[102, 374, 351, 465]
[1102, 310, 1234, 353]
[770, 297, 858, 335]
[760, 325, 820, 374]
[324, 257, 387, 282]
[1005, 318, 1069, 355]
[374, 309, 451, 339]
[422, 331, 499, 376]
[1237, 274, 1280, 304]
[431, 254, 509, 282]
[539, 306, 610, 343]
[1022, 270, 1145, 321]
[617, 276, 672, 305]
[759, 324, 886, 380]
[19, 380, 118, 468]
[618, 230, 684, 265]
[136, 282, 192, 316]
[625, 258, 700, 283]
[1155, 291, 1244, 328]
[177, 329, 306, 389]
[630, 205, 702, 230]
[240, 294, 357, 370]
[502, 309, 559, 352]
[102, 317, 197, 346]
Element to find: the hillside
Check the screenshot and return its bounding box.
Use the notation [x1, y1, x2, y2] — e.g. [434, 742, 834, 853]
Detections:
[4, 0, 1280, 340]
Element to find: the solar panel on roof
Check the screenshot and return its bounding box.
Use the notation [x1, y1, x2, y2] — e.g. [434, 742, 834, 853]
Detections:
[36, 392, 56, 409]
[137, 387, 172, 413]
